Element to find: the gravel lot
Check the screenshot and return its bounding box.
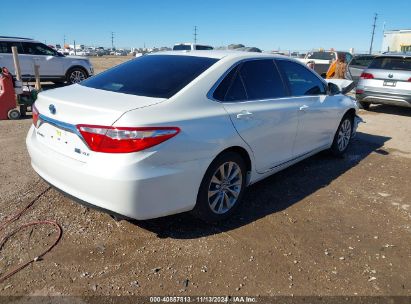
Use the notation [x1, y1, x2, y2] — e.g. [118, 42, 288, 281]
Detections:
[0, 56, 410, 298]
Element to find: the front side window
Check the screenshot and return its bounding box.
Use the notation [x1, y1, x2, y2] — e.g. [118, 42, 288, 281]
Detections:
[276, 60, 326, 96]
[81, 55, 218, 98]
[344, 53, 353, 63]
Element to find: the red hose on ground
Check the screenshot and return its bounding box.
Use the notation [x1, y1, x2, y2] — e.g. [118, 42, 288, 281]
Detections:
[0, 187, 62, 284]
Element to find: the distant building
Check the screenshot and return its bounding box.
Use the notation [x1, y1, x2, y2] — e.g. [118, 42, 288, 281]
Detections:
[382, 29, 411, 53]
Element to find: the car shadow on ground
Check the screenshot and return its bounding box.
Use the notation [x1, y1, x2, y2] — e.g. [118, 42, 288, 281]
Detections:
[367, 104, 411, 117]
[131, 132, 390, 239]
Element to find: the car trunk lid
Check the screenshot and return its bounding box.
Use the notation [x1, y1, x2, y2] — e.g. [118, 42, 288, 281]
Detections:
[33, 84, 166, 161]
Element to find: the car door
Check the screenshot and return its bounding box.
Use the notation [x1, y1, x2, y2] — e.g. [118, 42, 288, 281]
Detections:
[276, 59, 337, 158]
[21, 42, 64, 78]
[214, 59, 300, 173]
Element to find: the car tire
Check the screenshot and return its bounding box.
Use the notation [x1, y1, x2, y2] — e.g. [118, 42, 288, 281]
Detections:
[359, 101, 370, 110]
[66, 67, 88, 85]
[330, 114, 354, 157]
[7, 109, 21, 120]
[192, 152, 247, 222]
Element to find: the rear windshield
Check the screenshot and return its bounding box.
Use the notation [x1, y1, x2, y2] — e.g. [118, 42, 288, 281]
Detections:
[307, 52, 335, 61]
[173, 45, 191, 51]
[196, 45, 213, 50]
[81, 55, 218, 98]
[368, 57, 411, 71]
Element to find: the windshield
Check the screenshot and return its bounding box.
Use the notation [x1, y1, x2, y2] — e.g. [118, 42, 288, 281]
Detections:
[81, 55, 218, 98]
[368, 57, 411, 71]
[307, 52, 335, 61]
[173, 45, 191, 51]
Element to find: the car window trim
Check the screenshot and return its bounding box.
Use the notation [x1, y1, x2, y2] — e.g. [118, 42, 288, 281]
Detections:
[274, 58, 328, 98]
[222, 63, 249, 102]
[208, 57, 290, 103]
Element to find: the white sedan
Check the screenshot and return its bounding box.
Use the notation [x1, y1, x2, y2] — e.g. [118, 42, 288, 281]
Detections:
[26, 51, 361, 222]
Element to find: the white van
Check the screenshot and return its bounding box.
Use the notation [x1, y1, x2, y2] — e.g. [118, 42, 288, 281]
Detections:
[0, 36, 94, 84]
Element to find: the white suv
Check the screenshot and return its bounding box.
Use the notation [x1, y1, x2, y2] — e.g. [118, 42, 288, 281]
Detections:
[0, 36, 94, 84]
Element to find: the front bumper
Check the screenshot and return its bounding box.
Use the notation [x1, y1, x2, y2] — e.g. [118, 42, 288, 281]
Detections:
[352, 115, 363, 138]
[26, 126, 210, 220]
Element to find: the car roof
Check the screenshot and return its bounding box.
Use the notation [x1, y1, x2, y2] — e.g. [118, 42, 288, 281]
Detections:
[0, 36, 38, 43]
[149, 50, 290, 60]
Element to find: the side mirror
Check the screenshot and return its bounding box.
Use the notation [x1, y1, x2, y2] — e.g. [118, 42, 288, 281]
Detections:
[328, 82, 341, 95]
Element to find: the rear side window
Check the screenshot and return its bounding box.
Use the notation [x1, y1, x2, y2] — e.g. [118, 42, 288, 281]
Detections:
[0, 41, 24, 54]
[368, 57, 411, 71]
[240, 60, 287, 100]
[276, 60, 327, 96]
[213, 60, 287, 102]
[81, 55, 218, 98]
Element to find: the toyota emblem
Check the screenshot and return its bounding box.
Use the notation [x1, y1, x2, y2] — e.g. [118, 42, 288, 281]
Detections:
[49, 104, 56, 115]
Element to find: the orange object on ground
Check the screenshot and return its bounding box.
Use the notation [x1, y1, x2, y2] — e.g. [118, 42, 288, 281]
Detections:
[0, 68, 17, 120]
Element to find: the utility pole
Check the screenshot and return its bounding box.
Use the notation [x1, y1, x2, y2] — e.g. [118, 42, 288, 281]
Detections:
[193, 26, 198, 44]
[111, 32, 115, 50]
[63, 34, 66, 47]
[369, 13, 378, 54]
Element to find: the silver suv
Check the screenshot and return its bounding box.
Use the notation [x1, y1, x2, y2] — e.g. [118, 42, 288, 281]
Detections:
[356, 54, 411, 109]
[0, 36, 94, 84]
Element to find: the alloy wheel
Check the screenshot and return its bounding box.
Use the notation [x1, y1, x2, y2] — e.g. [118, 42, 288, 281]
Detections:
[337, 119, 352, 152]
[69, 70, 86, 84]
[207, 161, 242, 214]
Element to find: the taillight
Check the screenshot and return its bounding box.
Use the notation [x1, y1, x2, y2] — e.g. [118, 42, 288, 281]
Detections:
[360, 72, 374, 79]
[408, 77, 411, 82]
[77, 125, 180, 153]
[32, 104, 39, 127]
[356, 89, 364, 94]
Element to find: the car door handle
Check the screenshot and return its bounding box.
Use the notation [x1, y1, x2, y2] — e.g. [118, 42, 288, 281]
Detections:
[236, 110, 253, 119]
[299, 105, 309, 111]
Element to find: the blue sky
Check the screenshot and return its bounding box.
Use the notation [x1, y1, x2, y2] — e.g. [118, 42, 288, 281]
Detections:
[3, 0, 411, 53]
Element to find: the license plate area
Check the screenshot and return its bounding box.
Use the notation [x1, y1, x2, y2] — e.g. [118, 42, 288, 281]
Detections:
[36, 123, 90, 161]
[383, 80, 397, 87]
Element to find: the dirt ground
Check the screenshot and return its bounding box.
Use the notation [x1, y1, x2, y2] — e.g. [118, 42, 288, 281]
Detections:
[0, 56, 410, 299]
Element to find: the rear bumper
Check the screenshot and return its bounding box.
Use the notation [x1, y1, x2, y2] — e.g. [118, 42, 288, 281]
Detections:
[356, 91, 411, 108]
[26, 125, 210, 220]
